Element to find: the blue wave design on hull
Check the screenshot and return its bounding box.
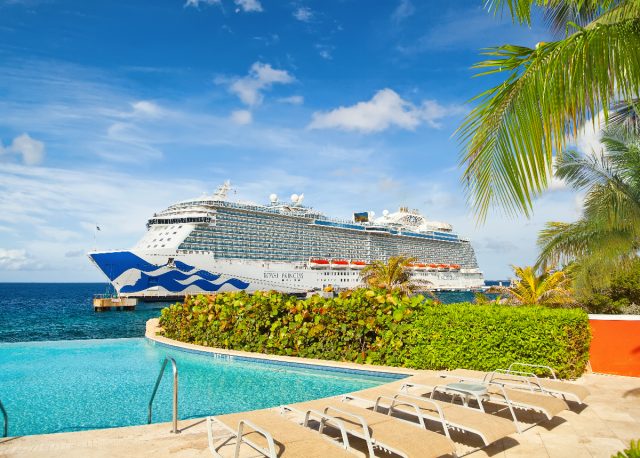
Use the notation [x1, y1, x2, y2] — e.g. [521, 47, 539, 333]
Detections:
[174, 260, 195, 272]
[120, 271, 249, 293]
[90, 251, 249, 293]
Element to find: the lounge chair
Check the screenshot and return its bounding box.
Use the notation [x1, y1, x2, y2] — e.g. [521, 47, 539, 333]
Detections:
[400, 372, 569, 432]
[447, 363, 590, 404]
[207, 409, 355, 458]
[284, 397, 456, 457]
[342, 385, 517, 448]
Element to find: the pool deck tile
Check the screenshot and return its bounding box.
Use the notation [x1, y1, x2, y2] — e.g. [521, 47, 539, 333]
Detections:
[2, 323, 639, 457]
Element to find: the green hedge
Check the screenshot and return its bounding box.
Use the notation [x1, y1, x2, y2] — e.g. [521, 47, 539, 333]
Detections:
[408, 304, 591, 378]
[158, 289, 591, 379]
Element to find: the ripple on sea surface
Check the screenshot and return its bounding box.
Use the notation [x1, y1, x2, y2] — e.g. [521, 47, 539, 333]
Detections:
[0, 283, 164, 342]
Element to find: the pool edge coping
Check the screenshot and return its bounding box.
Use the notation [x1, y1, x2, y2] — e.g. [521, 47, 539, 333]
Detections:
[145, 318, 417, 379]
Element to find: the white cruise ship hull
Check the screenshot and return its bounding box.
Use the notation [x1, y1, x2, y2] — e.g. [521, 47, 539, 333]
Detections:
[89, 250, 485, 299]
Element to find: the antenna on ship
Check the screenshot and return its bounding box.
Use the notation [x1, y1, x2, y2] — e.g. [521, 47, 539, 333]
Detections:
[213, 180, 232, 200]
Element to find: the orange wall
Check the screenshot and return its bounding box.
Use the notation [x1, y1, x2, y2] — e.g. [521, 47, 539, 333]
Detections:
[589, 317, 640, 377]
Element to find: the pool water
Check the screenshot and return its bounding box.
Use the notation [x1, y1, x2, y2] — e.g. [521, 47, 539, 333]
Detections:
[0, 338, 401, 437]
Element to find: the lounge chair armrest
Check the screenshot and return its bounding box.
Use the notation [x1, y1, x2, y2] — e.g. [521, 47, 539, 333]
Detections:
[491, 370, 544, 391]
[393, 393, 445, 417]
[236, 419, 278, 458]
[391, 393, 447, 429]
[302, 408, 351, 449]
[323, 406, 374, 443]
[508, 363, 557, 379]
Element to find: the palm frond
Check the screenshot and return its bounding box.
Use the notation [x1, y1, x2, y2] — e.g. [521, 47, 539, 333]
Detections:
[458, 15, 640, 221]
[485, 0, 622, 25]
[609, 99, 640, 135]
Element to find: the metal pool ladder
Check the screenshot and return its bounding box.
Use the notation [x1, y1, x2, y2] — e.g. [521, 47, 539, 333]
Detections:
[0, 398, 7, 437]
[148, 357, 179, 434]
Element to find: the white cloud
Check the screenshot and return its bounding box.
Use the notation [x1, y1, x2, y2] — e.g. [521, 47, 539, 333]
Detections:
[293, 6, 313, 22]
[230, 109, 252, 125]
[308, 88, 464, 133]
[184, 0, 220, 7]
[131, 100, 164, 118]
[226, 62, 295, 106]
[420, 100, 466, 128]
[278, 95, 304, 105]
[392, 0, 415, 24]
[315, 43, 333, 60]
[574, 115, 605, 156]
[0, 133, 45, 165]
[0, 248, 44, 270]
[234, 0, 262, 12]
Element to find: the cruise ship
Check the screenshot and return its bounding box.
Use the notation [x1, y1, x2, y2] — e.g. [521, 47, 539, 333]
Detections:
[89, 182, 484, 299]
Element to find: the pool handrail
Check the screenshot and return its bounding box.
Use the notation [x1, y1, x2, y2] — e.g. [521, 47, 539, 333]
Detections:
[148, 356, 179, 434]
[0, 398, 7, 437]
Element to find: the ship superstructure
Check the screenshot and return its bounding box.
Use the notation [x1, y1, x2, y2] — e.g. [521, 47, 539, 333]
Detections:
[89, 182, 484, 298]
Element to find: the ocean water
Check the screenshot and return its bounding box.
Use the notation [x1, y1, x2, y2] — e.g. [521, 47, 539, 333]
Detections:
[0, 338, 399, 436]
[0, 283, 488, 343]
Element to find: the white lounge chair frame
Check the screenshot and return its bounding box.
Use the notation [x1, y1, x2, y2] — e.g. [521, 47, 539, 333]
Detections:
[207, 416, 279, 458]
[478, 363, 587, 404]
[281, 404, 426, 458]
[401, 378, 524, 433]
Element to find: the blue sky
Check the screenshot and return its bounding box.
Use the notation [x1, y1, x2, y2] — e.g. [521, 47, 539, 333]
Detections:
[0, 0, 591, 281]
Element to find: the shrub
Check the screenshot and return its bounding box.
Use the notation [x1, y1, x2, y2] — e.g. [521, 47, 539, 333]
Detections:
[408, 303, 591, 379]
[159, 289, 426, 365]
[158, 289, 591, 379]
[580, 258, 640, 314]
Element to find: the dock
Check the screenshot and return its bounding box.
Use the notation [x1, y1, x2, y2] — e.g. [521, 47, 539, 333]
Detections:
[93, 295, 138, 311]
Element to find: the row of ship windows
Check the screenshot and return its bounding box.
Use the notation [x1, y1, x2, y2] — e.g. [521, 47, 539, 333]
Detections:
[183, 239, 368, 250]
[322, 271, 359, 276]
[173, 249, 473, 266]
[200, 224, 461, 246]
[178, 243, 471, 262]
[216, 213, 460, 242]
[195, 225, 461, 246]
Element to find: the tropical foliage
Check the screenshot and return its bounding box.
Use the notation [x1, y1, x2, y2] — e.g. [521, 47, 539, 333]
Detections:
[457, 0, 640, 220]
[360, 255, 422, 293]
[612, 439, 640, 458]
[495, 265, 575, 307]
[578, 258, 640, 313]
[159, 289, 591, 378]
[537, 127, 640, 293]
[160, 289, 430, 365]
[410, 301, 590, 379]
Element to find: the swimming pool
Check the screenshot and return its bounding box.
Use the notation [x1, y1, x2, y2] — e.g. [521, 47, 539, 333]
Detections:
[0, 338, 403, 437]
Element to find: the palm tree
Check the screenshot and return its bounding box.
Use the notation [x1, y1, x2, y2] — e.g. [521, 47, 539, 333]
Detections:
[457, 0, 640, 221]
[360, 256, 420, 294]
[495, 265, 574, 307]
[537, 126, 640, 291]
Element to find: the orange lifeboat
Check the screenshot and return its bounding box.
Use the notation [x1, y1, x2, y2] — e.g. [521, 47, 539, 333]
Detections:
[438, 264, 449, 271]
[409, 263, 427, 270]
[350, 260, 367, 269]
[331, 259, 349, 269]
[450, 264, 461, 270]
[309, 258, 329, 269]
[428, 263, 438, 270]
